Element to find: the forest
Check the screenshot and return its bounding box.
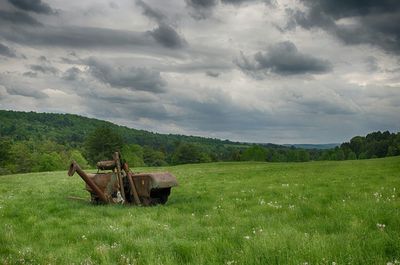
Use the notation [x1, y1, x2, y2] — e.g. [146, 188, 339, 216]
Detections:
[0, 110, 399, 175]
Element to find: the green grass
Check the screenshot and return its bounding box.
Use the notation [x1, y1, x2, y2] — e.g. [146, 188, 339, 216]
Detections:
[0, 157, 399, 265]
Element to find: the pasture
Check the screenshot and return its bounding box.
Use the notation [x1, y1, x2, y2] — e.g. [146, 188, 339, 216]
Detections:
[0, 157, 399, 264]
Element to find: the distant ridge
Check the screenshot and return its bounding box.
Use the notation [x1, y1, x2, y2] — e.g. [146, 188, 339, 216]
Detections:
[283, 143, 340, 150]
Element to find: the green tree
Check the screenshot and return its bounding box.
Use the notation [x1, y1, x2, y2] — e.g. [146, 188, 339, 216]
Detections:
[335, 148, 345, 160]
[287, 149, 299, 162]
[34, 152, 64, 172]
[347, 151, 357, 160]
[8, 141, 35, 173]
[121, 144, 145, 167]
[143, 146, 167, 166]
[85, 126, 123, 164]
[298, 149, 310, 162]
[69, 150, 89, 169]
[171, 142, 205, 165]
[349, 136, 365, 157]
[0, 137, 11, 166]
[241, 145, 267, 161]
[0, 137, 12, 174]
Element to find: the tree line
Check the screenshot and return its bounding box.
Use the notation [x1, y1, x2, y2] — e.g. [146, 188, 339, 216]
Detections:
[0, 110, 399, 175]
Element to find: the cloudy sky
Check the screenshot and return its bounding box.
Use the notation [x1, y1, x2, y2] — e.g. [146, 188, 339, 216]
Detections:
[0, 0, 399, 144]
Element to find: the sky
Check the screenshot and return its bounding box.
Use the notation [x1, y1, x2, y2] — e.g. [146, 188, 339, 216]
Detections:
[0, 0, 399, 144]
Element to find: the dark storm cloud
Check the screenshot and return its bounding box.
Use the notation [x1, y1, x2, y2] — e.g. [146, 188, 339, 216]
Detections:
[186, 0, 273, 19]
[38, 55, 48, 62]
[8, 0, 55, 14]
[62, 67, 81, 81]
[135, 1, 187, 49]
[0, 42, 16, 57]
[22, 71, 38, 78]
[206, 70, 220, 77]
[0, 10, 42, 25]
[287, 0, 400, 54]
[5, 85, 48, 99]
[30, 64, 59, 75]
[364, 56, 380, 72]
[221, 0, 271, 5]
[136, 0, 166, 23]
[185, 0, 217, 19]
[148, 23, 186, 49]
[186, 0, 217, 8]
[86, 58, 167, 93]
[236, 41, 332, 76]
[0, 25, 156, 49]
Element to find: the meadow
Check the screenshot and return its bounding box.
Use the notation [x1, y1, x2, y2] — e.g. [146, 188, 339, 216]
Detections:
[0, 157, 399, 265]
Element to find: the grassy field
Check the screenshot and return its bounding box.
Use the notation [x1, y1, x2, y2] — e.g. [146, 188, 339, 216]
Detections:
[0, 157, 399, 265]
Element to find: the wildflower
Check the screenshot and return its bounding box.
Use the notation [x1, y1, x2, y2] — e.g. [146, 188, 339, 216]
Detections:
[191, 213, 195, 216]
[226, 260, 236, 265]
[111, 242, 119, 249]
[377, 223, 386, 230]
[282, 184, 289, 187]
[109, 225, 119, 231]
[267, 201, 282, 209]
[81, 235, 87, 240]
[259, 198, 265, 205]
[244, 236, 250, 240]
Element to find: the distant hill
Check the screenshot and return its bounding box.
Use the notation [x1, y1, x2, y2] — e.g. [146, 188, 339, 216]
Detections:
[1, 110, 398, 176]
[283, 143, 340, 150]
[0, 109, 249, 151]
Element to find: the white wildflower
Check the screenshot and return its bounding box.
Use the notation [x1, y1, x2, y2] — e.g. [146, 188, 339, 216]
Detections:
[267, 201, 282, 209]
[244, 236, 250, 240]
[111, 242, 119, 249]
[109, 225, 119, 231]
[377, 223, 386, 230]
[81, 235, 87, 240]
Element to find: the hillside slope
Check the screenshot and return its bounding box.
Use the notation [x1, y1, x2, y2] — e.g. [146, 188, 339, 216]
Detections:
[0, 110, 247, 150]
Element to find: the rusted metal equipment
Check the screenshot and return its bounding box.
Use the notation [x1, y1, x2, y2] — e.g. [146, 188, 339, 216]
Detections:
[67, 152, 178, 206]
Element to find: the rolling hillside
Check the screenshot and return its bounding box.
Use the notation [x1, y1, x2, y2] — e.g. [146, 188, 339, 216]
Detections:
[0, 110, 248, 150]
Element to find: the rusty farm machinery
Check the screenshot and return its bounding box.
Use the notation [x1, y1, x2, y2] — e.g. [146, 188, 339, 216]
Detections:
[67, 152, 178, 206]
